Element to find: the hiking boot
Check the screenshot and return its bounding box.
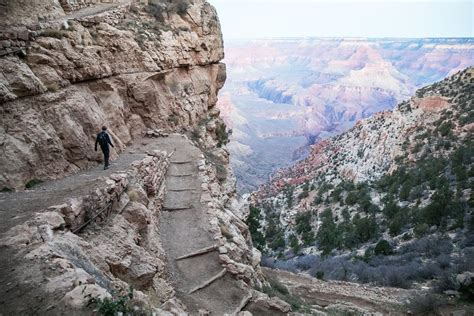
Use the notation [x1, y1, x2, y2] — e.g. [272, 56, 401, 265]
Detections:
[104, 166, 109, 170]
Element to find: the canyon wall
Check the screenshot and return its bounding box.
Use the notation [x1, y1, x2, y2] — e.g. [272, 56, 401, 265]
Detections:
[0, 0, 225, 190]
[0, 1, 295, 314]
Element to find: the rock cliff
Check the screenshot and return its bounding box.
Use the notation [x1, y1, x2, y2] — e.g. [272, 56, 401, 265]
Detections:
[0, 0, 225, 191]
[0, 1, 292, 314]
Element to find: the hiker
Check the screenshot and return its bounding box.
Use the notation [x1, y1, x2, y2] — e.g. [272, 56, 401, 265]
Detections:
[95, 126, 114, 170]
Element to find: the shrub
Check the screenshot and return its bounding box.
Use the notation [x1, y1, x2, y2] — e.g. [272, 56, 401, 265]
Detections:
[317, 209, 341, 254]
[388, 213, 405, 236]
[315, 271, 325, 280]
[25, 179, 43, 189]
[352, 214, 377, 243]
[404, 293, 444, 315]
[382, 266, 411, 288]
[174, 0, 191, 16]
[374, 240, 393, 256]
[216, 122, 231, 147]
[88, 288, 133, 316]
[289, 234, 300, 254]
[284, 185, 294, 207]
[146, 3, 165, 22]
[246, 206, 265, 250]
[345, 191, 358, 206]
[434, 272, 458, 294]
[262, 276, 309, 311]
[437, 121, 453, 137]
[414, 223, 429, 237]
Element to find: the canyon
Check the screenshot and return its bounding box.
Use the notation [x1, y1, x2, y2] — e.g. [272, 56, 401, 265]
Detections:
[251, 67, 474, 314]
[0, 0, 473, 314]
[218, 37, 474, 193]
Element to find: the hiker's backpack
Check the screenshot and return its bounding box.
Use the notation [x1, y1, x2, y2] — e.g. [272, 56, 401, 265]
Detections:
[97, 132, 108, 147]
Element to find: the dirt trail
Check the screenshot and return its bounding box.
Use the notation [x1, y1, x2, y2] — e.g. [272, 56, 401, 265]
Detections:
[0, 134, 249, 314]
[158, 135, 248, 315]
[54, 0, 131, 22]
[0, 136, 156, 234]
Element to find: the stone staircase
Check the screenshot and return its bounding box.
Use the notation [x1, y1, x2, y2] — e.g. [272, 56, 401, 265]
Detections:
[158, 135, 250, 314]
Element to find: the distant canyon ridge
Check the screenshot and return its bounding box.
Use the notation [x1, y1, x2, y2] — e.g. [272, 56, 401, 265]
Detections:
[217, 38, 474, 193]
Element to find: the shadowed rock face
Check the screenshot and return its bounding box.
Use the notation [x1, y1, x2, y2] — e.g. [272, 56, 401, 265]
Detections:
[218, 38, 474, 193]
[0, 0, 225, 190]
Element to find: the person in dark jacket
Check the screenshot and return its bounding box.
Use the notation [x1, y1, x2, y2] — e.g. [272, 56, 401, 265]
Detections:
[95, 126, 114, 170]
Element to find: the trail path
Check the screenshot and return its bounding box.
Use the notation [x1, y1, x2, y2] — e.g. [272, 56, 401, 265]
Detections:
[56, 0, 131, 22]
[0, 134, 249, 314]
[158, 135, 248, 315]
[0, 136, 154, 234]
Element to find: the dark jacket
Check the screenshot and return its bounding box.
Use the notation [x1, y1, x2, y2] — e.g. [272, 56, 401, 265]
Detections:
[95, 131, 114, 151]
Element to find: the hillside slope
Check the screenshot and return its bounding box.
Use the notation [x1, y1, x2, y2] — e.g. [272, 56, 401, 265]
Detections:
[251, 68, 473, 295]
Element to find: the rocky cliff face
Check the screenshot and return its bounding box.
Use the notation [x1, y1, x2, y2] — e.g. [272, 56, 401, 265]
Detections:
[0, 0, 225, 190]
[0, 1, 294, 314]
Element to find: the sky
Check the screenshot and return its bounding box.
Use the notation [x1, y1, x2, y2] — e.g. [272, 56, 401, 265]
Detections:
[207, 0, 474, 39]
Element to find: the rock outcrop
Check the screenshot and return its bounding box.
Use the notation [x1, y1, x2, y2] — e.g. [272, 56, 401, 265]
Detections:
[0, 0, 225, 190]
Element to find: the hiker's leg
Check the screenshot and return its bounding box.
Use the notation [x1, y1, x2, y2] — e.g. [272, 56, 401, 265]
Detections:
[102, 148, 110, 168]
[105, 150, 110, 167]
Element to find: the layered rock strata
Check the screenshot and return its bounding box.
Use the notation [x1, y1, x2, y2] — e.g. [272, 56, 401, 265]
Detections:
[0, 0, 225, 190]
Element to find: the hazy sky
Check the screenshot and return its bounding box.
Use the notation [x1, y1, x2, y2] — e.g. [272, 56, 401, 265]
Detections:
[207, 0, 474, 39]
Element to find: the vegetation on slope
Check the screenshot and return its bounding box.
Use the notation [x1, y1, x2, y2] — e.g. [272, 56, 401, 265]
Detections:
[249, 68, 474, 293]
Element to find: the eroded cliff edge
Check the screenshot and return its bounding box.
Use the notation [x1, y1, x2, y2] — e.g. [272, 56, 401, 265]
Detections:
[0, 0, 225, 190]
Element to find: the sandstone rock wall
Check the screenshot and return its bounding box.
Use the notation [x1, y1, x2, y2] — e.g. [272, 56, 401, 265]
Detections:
[0, 0, 225, 190]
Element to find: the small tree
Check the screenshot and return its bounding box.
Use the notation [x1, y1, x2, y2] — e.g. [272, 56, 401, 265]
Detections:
[374, 239, 393, 255]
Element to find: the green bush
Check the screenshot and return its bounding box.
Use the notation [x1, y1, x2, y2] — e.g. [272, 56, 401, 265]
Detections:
[146, 3, 165, 21]
[352, 214, 377, 243]
[374, 239, 393, 256]
[88, 288, 133, 316]
[414, 223, 429, 237]
[284, 185, 294, 208]
[345, 191, 358, 206]
[389, 212, 405, 236]
[289, 234, 300, 254]
[174, 0, 191, 16]
[317, 209, 341, 254]
[216, 121, 231, 147]
[25, 179, 43, 189]
[246, 206, 265, 250]
[437, 121, 453, 137]
[315, 271, 325, 280]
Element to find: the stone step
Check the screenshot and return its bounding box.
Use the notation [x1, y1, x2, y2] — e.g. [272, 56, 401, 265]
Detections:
[182, 273, 249, 315]
[188, 269, 227, 294]
[168, 163, 195, 176]
[171, 160, 194, 164]
[163, 206, 193, 211]
[166, 176, 197, 190]
[175, 244, 219, 261]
